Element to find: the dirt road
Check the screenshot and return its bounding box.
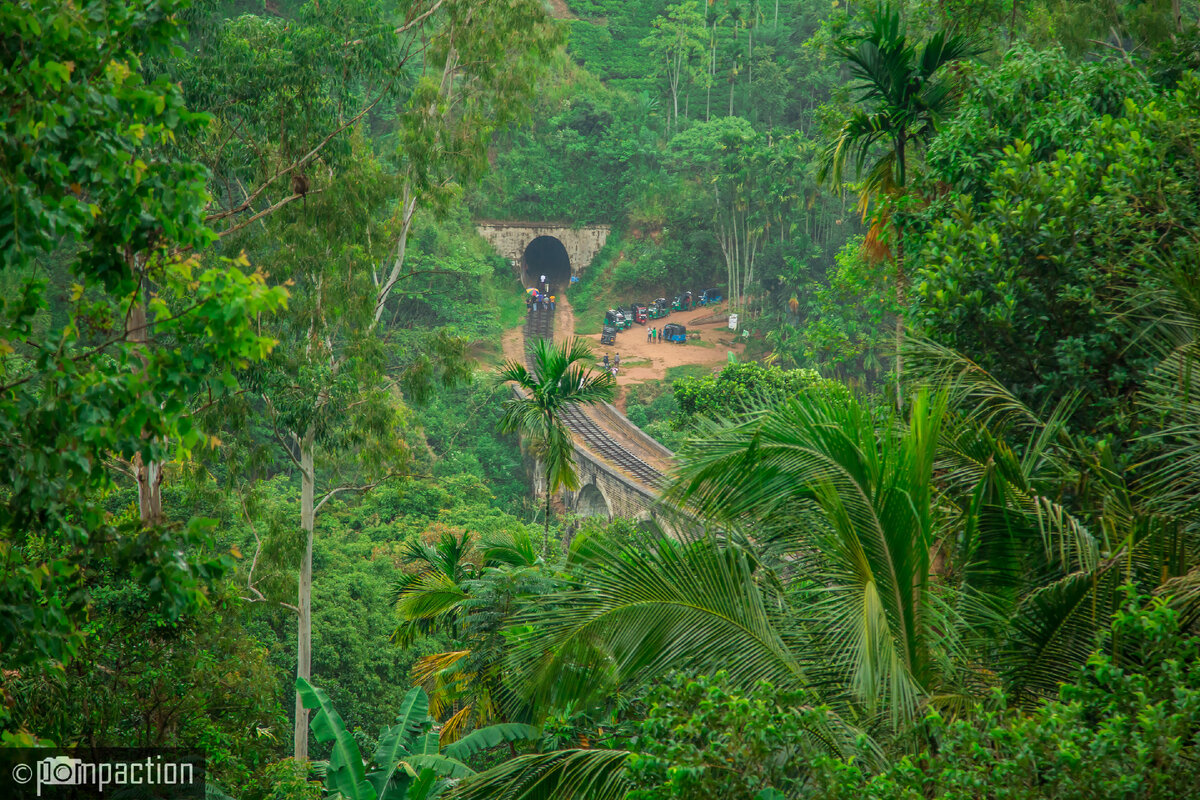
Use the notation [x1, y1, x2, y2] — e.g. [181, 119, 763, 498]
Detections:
[502, 293, 745, 409]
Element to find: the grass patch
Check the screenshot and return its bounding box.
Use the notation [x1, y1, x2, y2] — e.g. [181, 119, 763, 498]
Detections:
[665, 363, 713, 382]
[497, 281, 529, 330]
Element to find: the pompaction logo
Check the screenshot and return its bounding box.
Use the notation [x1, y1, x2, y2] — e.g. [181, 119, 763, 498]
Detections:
[1, 748, 205, 799]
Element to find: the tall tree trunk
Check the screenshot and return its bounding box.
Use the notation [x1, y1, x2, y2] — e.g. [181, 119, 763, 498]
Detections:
[543, 464, 552, 558]
[126, 253, 163, 524]
[293, 430, 315, 762]
[748, 29, 753, 110]
[706, 28, 716, 121]
[893, 134, 907, 411]
[374, 190, 419, 326]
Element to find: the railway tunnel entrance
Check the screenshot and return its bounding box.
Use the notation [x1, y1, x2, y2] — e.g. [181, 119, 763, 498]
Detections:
[523, 236, 571, 293]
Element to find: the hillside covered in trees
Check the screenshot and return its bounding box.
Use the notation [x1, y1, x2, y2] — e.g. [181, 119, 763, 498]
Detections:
[4, 1, 1200, 799]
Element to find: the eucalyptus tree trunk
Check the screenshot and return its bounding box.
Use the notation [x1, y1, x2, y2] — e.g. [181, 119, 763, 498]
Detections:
[293, 429, 315, 762]
[706, 28, 716, 121]
[373, 189, 419, 325]
[126, 251, 164, 524]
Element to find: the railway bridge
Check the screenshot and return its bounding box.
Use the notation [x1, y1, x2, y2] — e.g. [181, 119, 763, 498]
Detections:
[520, 305, 679, 534]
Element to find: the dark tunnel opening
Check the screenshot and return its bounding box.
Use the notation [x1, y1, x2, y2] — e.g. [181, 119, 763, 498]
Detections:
[523, 236, 571, 293]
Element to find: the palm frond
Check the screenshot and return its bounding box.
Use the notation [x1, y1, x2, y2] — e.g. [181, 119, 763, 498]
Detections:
[482, 527, 540, 567]
[445, 749, 632, 800]
[395, 572, 471, 625]
[507, 533, 805, 715]
[1001, 566, 1120, 701]
[666, 387, 949, 726]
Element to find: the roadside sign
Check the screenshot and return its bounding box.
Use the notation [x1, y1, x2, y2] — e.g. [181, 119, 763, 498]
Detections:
[728, 313, 738, 330]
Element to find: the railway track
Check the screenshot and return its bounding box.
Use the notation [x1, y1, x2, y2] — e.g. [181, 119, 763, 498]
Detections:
[522, 306, 665, 488]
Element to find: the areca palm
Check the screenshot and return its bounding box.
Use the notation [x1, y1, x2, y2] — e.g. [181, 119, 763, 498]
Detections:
[819, 6, 978, 406]
[821, 7, 977, 202]
[497, 337, 615, 550]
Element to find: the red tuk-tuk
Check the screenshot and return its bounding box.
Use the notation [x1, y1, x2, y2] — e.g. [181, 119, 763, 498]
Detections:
[631, 304, 648, 324]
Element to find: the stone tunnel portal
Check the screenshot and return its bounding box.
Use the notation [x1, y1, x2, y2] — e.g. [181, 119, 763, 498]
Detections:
[523, 236, 571, 294]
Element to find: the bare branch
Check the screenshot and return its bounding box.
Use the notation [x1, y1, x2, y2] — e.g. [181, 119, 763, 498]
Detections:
[216, 189, 324, 241]
[314, 476, 393, 515]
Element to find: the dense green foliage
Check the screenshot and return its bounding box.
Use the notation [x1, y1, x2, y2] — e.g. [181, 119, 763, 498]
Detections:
[808, 592, 1200, 799]
[7, 1, 1200, 799]
[671, 361, 838, 428]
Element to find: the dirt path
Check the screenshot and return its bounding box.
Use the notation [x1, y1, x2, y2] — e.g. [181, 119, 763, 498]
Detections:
[501, 292, 740, 473]
[574, 300, 745, 409]
[502, 294, 741, 397]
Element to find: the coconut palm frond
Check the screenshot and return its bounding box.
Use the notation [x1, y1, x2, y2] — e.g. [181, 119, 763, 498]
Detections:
[507, 532, 806, 716]
[1000, 566, 1120, 701]
[412, 650, 471, 688]
[445, 749, 632, 800]
[663, 387, 952, 727]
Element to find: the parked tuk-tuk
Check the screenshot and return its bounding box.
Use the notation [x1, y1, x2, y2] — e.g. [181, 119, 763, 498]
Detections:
[671, 294, 685, 311]
[600, 325, 617, 346]
[699, 288, 723, 306]
[604, 309, 630, 330]
[649, 298, 670, 319]
[662, 323, 687, 343]
[631, 304, 648, 325]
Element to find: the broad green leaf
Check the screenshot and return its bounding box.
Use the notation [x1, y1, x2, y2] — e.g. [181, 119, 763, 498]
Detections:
[296, 677, 376, 800]
[443, 723, 539, 761]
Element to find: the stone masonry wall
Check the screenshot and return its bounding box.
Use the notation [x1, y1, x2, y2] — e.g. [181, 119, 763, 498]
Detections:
[475, 222, 610, 275]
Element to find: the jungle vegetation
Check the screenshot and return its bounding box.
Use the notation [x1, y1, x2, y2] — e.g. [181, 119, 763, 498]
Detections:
[3, 1, 1200, 799]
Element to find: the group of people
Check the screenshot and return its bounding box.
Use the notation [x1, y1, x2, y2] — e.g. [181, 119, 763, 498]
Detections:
[601, 352, 620, 376]
[527, 273, 557, 313]
[646, 327, 668, 343]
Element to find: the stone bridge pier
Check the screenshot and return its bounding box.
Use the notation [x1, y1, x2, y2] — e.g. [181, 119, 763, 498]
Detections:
[527, 414, 679, 539]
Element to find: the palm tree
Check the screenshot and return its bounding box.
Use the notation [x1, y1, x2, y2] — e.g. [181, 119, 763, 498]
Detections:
[501, 376, 1143, 724]
[497, 386, 956, 729]
[393, 528, 551, 742]
[819, 6, 978, 407]
[449, 369, 1188, 798]
[497, 336, 615, 554]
